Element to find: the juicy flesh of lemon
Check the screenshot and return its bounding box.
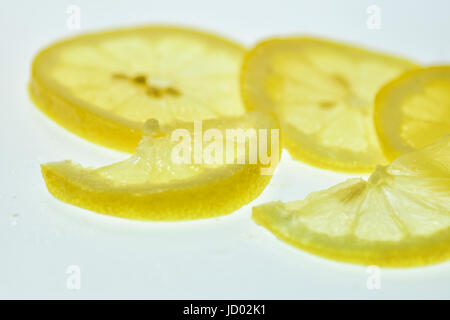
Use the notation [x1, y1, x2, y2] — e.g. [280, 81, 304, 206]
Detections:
[36, 27, 246, 126]
[242, 38, 417, 171]
[253, 135, 450, 266]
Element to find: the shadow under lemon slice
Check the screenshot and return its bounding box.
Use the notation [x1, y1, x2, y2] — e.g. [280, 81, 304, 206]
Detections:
[41, 111, 280, 221]
[241, 36, 419, 173]
[30, 26, 246, 153]
[253, 135, 450, 267]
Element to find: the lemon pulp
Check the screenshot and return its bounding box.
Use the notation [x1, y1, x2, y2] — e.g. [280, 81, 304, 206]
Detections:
[375, 66, 450, 160]
[41, 111, 280, 220]
[30, 26, 246, 152]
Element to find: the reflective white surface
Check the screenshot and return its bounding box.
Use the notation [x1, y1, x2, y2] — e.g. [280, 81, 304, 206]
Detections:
[1, 0, 449, 299]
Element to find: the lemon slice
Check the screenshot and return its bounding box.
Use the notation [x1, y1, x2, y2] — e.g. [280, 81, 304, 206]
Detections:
[30, 26, 246, 152]
[253, 135, 450, 267]
[241, 37, 418, 172]
[375, 66, 450, 160]
[41, 111, 280, 220]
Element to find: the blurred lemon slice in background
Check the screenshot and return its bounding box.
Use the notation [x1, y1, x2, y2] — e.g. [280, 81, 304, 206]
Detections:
[241, 37, 418, 172]
[41, 111, 280, 221]
[30, 26, 246, 152]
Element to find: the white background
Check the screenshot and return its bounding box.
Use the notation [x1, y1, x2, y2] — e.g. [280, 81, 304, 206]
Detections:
[1, 0, 449, 299]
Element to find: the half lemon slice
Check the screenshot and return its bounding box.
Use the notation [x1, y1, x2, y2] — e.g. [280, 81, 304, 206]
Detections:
[42, 111, 280, 220]
[30, 26, 246, 152]
[241, 37, 418, 172]
[253, 135, 450, 267]
[375, 66, 450, 160]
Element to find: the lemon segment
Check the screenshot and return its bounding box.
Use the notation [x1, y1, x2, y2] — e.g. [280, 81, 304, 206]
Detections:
[241, 37, 418, 172]
[41, 111, 280, 221]
[252, 135, 450, 267]
[375, 66, 450, 160]
[30, 26, 246, 152]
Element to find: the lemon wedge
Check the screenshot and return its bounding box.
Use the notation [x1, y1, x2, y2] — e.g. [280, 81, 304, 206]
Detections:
[253, 135, 450, 267]
[375, 66, 450, 160]
[241, 37, 418, 172]
[41, 111, 280, 220]
[30, 26, 246, 152]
